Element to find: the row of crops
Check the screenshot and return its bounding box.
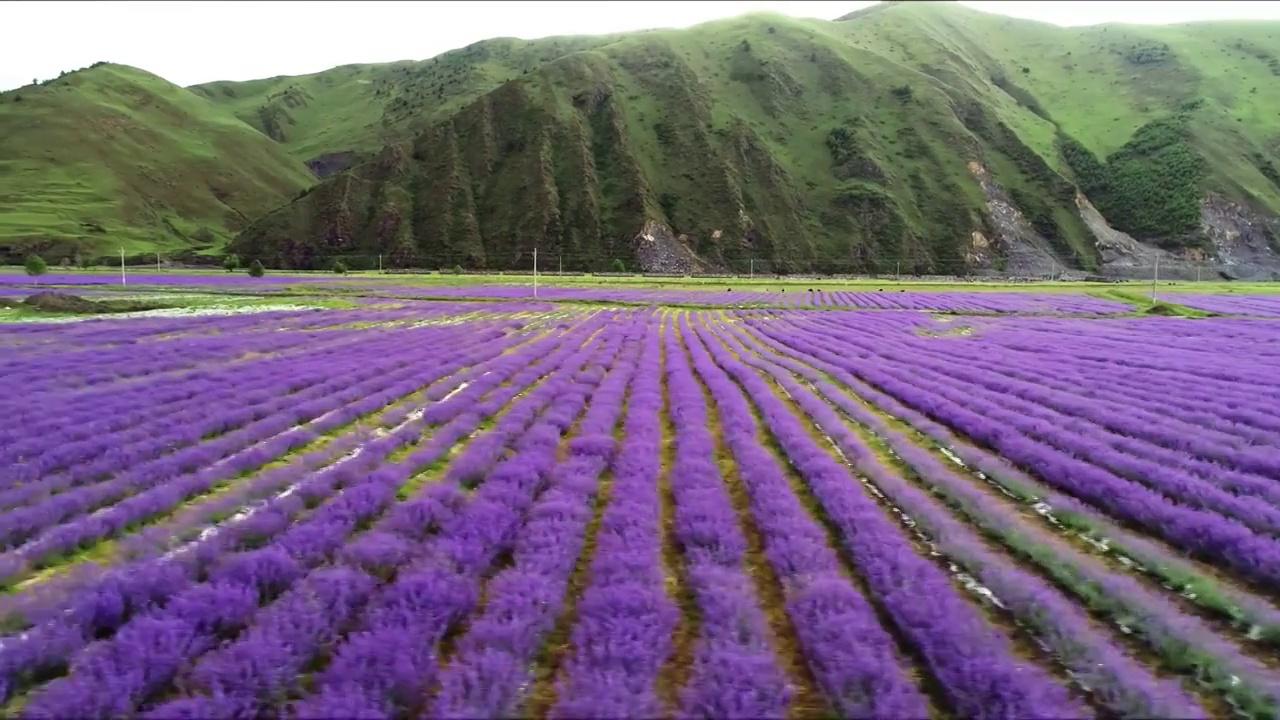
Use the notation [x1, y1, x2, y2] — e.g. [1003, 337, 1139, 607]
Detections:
[2, 302, 1279, 718]
[8, 271, 1280, 316]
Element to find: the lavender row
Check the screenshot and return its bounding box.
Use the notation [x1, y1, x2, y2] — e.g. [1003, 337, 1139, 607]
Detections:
[970, 316, 1280, 389]
[660, 319, 793, 717]
[739, 316, 1280, 717]
[746, 313, 1280, 644]
[964, 348, 1280, 450]
[0, 328, 355, 430]
[3, 371, 311, 489]
[0, 325, 446, 506]
[143, 336, 622, 718]
[2, 314, 339, 400]
[2, 316, 489, 487]
[958, 322, 1280, 443]
[369, 285, 1129, 314]
[943, 319, 1280, 425]
[550, 315, 678, 718]
[0, 344, 535, 702]
[106, 314, 579, 566]
[685, 316, 1087, 718]
[842, 340, 1280, 516]
[15, 317, 624, 715]
[388, 319, 616, 481]
[0, 326, 493, 575]
[805, 315, 1280, 519]
[137, 309, 605, 582]
[860, 326, 1280, 477]
[678, 315, 930, 718]
[281, 328, 629, 718]
[790, 319, 1280, 591]
[1, 310, 607, 631]
[1174, 295, 1280, 316]
[718, 317, 1210, 717]
[0, 315, 593, 676]
[0, 320, 401, 458]
[755, 312, 1280, 608]
[429, 318, 647, 716]
[0, 302, 501, 368]
[437, 320, 613, 489]
[863, 348, 1280, 541]
[915, 326, 1280, 447]
[0, 306, 511, 437]
[813, 312, 1280, 439]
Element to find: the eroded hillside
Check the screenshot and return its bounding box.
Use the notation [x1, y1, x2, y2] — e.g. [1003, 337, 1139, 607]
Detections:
[230, 3, 1280, 275]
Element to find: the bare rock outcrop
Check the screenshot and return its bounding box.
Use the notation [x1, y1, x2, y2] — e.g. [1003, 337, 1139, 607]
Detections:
[1080, 191, 1280, 281]
[1200, 194, 1280, 280]
[967, 161, 1072, 276]
[631, 220, 710, 275]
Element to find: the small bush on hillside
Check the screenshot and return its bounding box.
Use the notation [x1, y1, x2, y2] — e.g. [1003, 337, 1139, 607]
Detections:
[25, 254, 47, 277]
[332, 259, 348, 274]
[611, 259, 627, 273]
[223, 253, 240, 272]
[248, 260, 265, 278]
[452, 264, 464, 275]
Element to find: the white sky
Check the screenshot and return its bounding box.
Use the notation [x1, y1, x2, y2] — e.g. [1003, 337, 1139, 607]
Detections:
[4, 1, 1280, 92]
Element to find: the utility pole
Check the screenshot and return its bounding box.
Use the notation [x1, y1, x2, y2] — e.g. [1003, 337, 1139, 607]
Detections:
[558, 255, 562, 275]
[378, 254, 382, 274]
[121, 247, 126, 287]
[1196, 263, 1201, 283]
[749, 259, 754, 279]
[1151, 254, 1159, 303]
[896, 261, 901, 283]
[157, 253, 161, 272]
[533, 247, 538, 299]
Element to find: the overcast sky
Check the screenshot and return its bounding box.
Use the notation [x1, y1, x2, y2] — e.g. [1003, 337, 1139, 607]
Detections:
[4, 1, 1280, 92]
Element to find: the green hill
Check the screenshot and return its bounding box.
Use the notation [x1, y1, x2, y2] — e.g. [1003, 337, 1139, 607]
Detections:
[6, 3, 1280, 274]
[228, 2, 1280, 274]
[0, 64, 316, 262]
[188, 36, 623, 174]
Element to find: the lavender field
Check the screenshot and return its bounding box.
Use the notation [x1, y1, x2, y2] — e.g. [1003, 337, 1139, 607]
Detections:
[2, 290, 1280, 719]
[0, 271, 1134, 313]
[1175, 294, 1280, 317]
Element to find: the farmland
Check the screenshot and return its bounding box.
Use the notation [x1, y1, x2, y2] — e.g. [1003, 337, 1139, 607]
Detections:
[2, 272, 1280, 719]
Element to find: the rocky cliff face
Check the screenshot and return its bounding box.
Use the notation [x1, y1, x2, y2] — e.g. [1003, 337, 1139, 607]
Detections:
[1078, 192, 1280, 281]
[632, 221, 710, 275]
[966, 161, 1072, 276]
[1198, 194, 1280, 280]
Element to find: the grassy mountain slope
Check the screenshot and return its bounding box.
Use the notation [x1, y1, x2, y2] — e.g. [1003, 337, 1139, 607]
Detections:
[189, 36, 623, 171]
[232, 2, 1280, 273]
[835, 2, 1280, 244]
[233, 12, 996, 273]
[0, 64, 316, 261]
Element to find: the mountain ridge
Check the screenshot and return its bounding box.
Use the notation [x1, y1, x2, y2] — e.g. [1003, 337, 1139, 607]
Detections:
[227, 2, 1280, 276]
[0, 63, 316, 261]
[5, 2, 1280, 277]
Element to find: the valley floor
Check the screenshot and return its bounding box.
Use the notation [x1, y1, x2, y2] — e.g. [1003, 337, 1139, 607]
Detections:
[0, 275, 1278, 718]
